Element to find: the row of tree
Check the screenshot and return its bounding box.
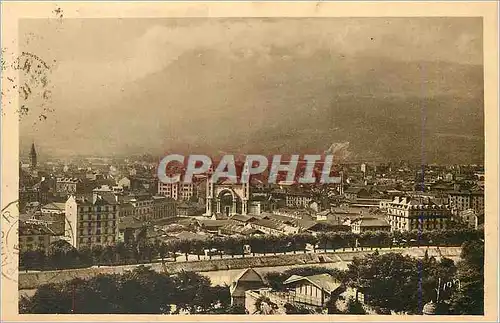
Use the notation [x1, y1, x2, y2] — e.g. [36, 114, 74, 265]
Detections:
[20, 228, 483, 271]
[19, 267, 235, 314]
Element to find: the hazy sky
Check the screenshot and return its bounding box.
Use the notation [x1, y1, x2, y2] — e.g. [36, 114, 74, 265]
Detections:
[19, 18, 483, 161]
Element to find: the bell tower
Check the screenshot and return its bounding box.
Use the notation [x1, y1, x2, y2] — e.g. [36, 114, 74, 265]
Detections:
[30, 142, 37, 169]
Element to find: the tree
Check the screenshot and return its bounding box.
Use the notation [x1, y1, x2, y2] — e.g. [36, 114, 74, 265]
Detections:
[345, 250, 460, 315]
[344, 297, 366, 314]
[449, 240, 484, 315]
[359, 231, 376, 248]
[172, 270, 224, 313]
[292, 233, 310, 254]
[248, 235, 266, 256]
[346, 252, 420, 313]
[117, 266, 174, 313]
[78, 246, 93, 267]
[267, 235, 281, 255]
[190, 239, 205, 261]
[102, 245, 115, 265]
[19, 295, 33, 313]
[20, 249, 45, 271]
[284, 302, 314, 314]
[47, 240, 79, 269]
[416, 254, 457, 312]
[137, 241, 154, 263]
[64, 276, 119, 313]
[304, 234, 318, 253]
[177, 239, 191, 261]
[20, 265, 233, 314]
[20, 283, 72, 313]
[165, 239, 180, 262]
[89, 245, 104, 266]
[317, 233, 329, 253]
[325, 297, 342, 314]
[374, 231, 391, 248]
[114, 242, 128, 265]
[223, 236, 240, 258]
[158, 242, 168, 264]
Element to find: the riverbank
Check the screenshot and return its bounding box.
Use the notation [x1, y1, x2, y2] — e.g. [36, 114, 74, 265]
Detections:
[19, 246, 461, 292]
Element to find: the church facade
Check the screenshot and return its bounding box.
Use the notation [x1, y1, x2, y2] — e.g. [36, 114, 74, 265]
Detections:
[205, 176, 250, 217]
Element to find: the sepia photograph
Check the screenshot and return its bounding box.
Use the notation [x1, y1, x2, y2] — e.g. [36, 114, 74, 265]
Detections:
[1, 1, 498, 321]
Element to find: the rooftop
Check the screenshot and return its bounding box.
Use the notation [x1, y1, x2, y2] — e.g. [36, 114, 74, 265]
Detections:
[19, 222, 56, 236]
[41, 202, 66, 211]
[283, 273, 342, 294]
[352, 216, 390, 227]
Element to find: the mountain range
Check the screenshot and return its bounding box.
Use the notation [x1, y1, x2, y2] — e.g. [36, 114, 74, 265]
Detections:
[22, 48, 484, 164]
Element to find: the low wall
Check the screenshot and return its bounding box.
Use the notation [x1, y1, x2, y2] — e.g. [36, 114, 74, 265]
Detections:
[18, 246, 461, 290]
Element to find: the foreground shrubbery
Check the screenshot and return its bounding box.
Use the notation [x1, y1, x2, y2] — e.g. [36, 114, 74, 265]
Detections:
[20, 228, 483, 271]
[262, 240, 484, 315]
[19, 266, 233, 314]
[20, 241, 483, 315]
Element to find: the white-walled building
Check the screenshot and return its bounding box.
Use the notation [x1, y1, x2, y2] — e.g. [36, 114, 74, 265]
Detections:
[65, 192, 120, 249]
[158, 182, 197, 201]
[386, 196, 451, 232]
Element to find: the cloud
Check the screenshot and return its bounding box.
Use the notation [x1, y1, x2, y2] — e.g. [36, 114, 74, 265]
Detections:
[38, 18, 483, 108]
[101, 18, 483, 86]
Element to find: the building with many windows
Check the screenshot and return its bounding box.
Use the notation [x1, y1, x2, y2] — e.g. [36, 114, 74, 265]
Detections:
[158, 182, 197, 201]
[386, 196, 451, 232]
[55, 177, 82, 196]
[65, 192, 119, 249]
[18, 222, 54, 253]
[123, 194, 177, 222]
[285, 192, 313, 209]
[447, 190, 484, 213]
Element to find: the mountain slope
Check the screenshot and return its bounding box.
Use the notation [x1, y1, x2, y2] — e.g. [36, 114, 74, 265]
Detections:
[24, 48, 484, 164]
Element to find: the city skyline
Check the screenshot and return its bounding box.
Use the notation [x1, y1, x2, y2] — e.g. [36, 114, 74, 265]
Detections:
[19, 17, 484, 164]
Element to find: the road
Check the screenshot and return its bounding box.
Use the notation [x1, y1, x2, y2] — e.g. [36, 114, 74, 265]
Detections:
[162, 245, 452, 262]
[22, 245, 456, 273]
[19, 245, 460, 299]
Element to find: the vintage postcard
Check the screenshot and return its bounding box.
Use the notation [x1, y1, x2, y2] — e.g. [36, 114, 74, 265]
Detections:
[1, 1, 498, 322]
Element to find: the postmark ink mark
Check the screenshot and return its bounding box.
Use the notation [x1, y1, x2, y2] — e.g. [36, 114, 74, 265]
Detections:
[1, 49, 55, 123]
[1, 200, 20, 282]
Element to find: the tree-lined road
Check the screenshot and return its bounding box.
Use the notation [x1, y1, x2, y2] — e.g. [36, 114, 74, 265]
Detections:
[165, 245, 459, 263]
[19, 245, 461, 296]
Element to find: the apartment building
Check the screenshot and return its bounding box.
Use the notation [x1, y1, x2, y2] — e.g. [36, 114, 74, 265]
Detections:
[65, 192, 119, 249]
[124, 194, 177, 222]
[386, 196, 451, 232]
[55, 177, 81, 195]
[158, 182, 197, 201]
[18, 222, 54, 253]
[448, 190, 484, 213]
[285, 192, 313, 209]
